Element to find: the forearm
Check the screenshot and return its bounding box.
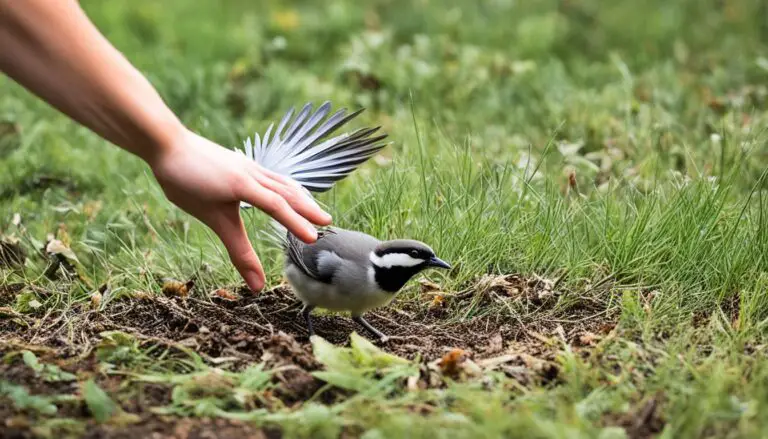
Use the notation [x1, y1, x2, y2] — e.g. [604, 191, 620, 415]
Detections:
[0, 0, 183, 164]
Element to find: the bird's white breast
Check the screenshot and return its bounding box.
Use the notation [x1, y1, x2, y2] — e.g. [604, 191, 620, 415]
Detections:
[285, 257, 395, 315]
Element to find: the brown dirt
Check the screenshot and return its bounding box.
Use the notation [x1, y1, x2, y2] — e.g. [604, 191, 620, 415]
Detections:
[0, 273, 621, 438]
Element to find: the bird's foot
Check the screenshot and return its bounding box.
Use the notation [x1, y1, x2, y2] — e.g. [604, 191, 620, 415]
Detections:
[301, 304, 316, 338]
[352, 315, 389, 343]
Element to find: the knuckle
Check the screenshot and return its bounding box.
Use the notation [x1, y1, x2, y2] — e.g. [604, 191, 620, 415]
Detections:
[230, 174, 251, 197]
[262, 194, 288, 215]
[281, 189, 300, 206]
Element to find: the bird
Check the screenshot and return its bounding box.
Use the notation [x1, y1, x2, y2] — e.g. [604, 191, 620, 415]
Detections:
[237, 101, 451, 341]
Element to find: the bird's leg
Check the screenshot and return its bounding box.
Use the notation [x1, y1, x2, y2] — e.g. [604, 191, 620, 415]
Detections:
[301, 304, 316, 337]
[352, 315, 389, 342]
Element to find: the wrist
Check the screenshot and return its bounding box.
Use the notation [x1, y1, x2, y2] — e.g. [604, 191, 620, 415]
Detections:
[140, 113, 188, 170]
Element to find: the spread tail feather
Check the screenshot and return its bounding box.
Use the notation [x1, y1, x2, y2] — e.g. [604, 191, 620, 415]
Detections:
[237, 101, 389, 210]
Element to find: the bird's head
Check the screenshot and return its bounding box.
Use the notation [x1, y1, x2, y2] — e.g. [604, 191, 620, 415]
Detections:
[369, 239, 451, 292]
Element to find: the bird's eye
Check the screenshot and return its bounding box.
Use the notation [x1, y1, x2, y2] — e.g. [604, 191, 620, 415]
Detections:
[410, 250, 419, 258]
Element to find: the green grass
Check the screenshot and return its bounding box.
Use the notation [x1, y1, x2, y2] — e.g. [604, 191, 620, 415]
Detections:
[2, 0, 768, 437]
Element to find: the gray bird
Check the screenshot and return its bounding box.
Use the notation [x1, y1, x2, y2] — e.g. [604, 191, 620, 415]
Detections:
[238, 102, 451, 341]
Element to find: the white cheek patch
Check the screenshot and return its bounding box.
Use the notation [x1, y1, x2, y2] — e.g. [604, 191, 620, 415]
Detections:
[369, 252, 424, 268]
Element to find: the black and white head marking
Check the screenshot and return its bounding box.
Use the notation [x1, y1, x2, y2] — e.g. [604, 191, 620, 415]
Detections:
[369, 240, 450, 293]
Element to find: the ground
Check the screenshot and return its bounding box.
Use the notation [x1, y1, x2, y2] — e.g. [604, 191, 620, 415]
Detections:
[2, 0, 768, 438]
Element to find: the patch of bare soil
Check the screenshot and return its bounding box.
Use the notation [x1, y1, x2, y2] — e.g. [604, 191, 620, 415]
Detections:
[0, 273, 619, 438]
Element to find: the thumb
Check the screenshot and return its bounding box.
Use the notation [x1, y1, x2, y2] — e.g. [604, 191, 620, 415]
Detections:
[207, 206, 266, 292]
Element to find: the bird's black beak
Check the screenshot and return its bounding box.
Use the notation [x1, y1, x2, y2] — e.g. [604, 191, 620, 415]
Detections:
[427, 256, 451, 270]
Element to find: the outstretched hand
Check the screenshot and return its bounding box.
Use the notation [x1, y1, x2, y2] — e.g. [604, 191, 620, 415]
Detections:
[1, 0, 332, 291]
[148, 128, 332, 292]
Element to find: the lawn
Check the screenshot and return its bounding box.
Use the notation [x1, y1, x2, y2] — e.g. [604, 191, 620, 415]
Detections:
[2, 0, 768, 437]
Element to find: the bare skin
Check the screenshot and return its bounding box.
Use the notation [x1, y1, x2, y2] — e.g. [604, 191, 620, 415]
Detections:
[0, 0, 332, 291]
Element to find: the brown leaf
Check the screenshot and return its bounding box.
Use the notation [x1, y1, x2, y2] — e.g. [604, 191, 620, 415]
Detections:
[161, 279, 191, 298]
[428, 294, 445, 309]
[437, 348, 466, 378]
[434, 349, 481, 380]
[211, 288, 239, 301]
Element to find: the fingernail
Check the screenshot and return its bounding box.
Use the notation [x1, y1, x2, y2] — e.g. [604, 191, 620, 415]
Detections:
[245, 272, 264, 292]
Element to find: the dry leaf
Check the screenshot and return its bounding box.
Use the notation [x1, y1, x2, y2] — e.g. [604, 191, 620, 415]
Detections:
[90, 291, 102, 309]
[437, 348, 466, 377]
[434, 348, 481, 380]
[45, 239, 79, 263]
[162, 279, 191, 298]
[429, 294, 445, 309]
[211, 288, 239, 301]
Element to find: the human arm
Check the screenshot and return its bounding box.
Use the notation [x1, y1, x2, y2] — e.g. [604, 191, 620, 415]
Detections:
[0, 0, 331, 291]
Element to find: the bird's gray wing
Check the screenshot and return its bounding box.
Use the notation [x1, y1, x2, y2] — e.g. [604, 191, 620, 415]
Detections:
[285, 229, 336, 283]
[285, 228, 380, 283]
[237, 101, 389, 201]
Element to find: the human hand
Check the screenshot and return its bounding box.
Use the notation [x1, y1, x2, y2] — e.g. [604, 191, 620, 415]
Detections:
[1, 0, 333, 291]
[148, 127, 332, 292]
